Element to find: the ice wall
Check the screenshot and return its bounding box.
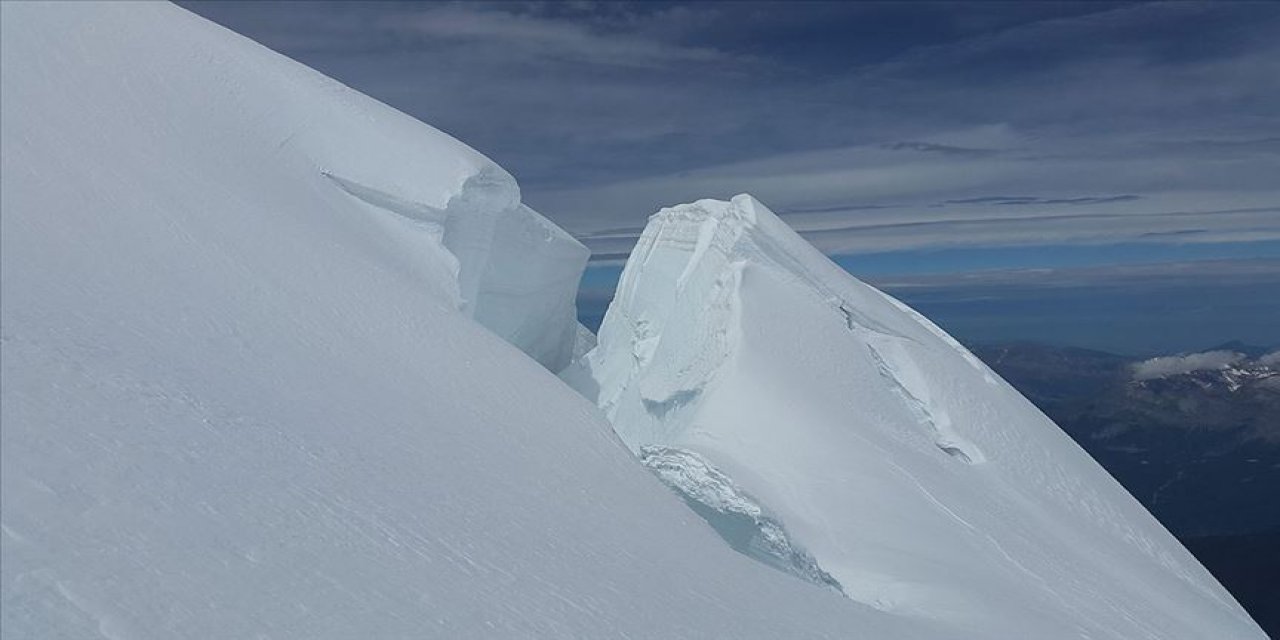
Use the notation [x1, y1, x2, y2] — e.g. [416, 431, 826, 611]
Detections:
[471, 205, 589, 371]
[567, 194, 1264, 639]
[328, 168, 588, 371]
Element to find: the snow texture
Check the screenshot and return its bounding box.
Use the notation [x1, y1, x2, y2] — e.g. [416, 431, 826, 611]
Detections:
[568, 194, 1265, 638]
[1, 4, 956, 638]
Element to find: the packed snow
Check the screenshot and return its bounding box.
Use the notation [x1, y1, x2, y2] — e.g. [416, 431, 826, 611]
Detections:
[0, 3, 956, 638]
[566, 194, 1264, 638]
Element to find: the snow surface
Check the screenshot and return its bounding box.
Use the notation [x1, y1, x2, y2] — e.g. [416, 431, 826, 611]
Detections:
[567, 194, 1264, 638]
[0, 3, 962, 638]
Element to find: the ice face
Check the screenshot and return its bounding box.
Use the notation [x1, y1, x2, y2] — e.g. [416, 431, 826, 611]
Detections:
[641, 446, 843, 594]
[327, 160, 588, 372]
[470, 204, 589, 372]
[568, 194, 1264, 638]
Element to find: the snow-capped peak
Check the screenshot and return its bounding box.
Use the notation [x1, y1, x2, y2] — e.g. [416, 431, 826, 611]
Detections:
[1132, 350, 1279, 393]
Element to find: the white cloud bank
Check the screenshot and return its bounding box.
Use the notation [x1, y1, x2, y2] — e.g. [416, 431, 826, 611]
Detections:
[1132, 350, 1245, 380]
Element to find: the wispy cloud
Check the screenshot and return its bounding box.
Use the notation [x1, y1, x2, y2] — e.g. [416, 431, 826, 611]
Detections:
[381, 6, 739, 69]
[869, 259, 1280, 291]
[182, 1, 1280, 259]
[538, 125, 1280, 256]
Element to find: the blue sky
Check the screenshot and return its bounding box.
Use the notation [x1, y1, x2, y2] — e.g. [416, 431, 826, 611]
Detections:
[184, 1, 1279, 353]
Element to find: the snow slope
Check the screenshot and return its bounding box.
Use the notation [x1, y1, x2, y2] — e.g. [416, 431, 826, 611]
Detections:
[0, 4, 955, 638]
[567, 194, 1264, 638]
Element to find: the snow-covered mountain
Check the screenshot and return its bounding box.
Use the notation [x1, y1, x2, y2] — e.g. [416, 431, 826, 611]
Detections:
[0, 4, 944, 638]
[565, 194, 1264, 638]
[1134, 349, 1279, 395]
[0, 2, 1264, 639]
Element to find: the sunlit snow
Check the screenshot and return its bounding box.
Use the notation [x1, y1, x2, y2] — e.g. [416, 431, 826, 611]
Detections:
[567, 194, 1263, 638]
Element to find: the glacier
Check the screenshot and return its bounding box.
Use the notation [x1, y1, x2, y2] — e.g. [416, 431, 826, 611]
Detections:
[566, 194, 1264, 638]
[0, 1, 1264, 638]
[0, 3, 949, 638]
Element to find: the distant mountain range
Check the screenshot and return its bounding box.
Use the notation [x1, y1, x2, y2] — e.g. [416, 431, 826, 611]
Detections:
[973, 341, 1279, 536]
[972, 341, 1280, 635]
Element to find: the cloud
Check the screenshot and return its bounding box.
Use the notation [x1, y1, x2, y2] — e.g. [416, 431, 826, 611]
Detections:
[381, 6, 738, 69]
[534, 126, 1280, 257]
[941, 195, 1141, 206]
[181, 1, 1280, 259]
[868, 259, 1280, 291]
[1132, 351, 1245, 380]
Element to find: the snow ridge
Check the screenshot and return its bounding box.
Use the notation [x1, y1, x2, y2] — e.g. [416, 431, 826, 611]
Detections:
[569, 194, 976, 459]
[568, 194, 1264, 638]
